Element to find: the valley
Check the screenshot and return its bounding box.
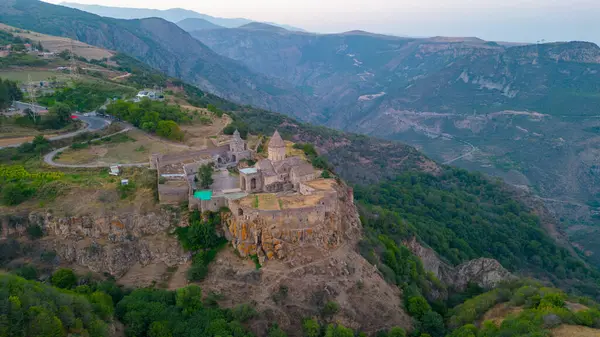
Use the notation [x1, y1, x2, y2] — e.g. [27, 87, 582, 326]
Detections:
[2, 2, 600, 337]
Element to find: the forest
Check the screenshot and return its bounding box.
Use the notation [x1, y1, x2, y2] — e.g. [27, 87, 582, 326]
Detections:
[355, 168, 600, 299]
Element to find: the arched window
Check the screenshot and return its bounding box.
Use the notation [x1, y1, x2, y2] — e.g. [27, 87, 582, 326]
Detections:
[238, 208, 244, 216]
[251, 178, 257, 189]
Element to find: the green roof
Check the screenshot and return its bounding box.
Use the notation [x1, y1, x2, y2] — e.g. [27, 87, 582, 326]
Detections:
[193, 190, 212, 200]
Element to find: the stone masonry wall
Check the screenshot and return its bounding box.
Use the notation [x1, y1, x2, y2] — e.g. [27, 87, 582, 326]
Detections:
[224, 181, 360, 264]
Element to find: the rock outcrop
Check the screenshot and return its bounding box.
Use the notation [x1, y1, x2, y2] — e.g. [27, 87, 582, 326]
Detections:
[3, 210, 190, 277]
[404, 237, 514, 291]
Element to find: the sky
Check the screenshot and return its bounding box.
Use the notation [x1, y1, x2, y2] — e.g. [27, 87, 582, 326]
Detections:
[44, 0, 600, 45]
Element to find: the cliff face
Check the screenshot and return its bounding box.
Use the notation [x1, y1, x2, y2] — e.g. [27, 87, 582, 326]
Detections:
[224, 181, 361, 264]
[404, 237, 514, 292]
[201, 183, 411, 336]
[3, 210, 190, 277]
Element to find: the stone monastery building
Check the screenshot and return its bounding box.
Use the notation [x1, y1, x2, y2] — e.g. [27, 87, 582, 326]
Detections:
[152, 130, 354, 262]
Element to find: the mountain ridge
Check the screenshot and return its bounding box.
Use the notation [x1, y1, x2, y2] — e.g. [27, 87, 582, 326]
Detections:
[0, 0, 313, 119]
[59, 1, 307, 32]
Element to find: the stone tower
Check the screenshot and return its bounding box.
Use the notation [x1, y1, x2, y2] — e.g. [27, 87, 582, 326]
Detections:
[268, 130, 286, 162]
[230, 129, 245, 152]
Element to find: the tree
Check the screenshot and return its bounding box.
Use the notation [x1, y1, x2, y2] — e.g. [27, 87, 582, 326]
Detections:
[407, 296, 431, 319]
[197, 164, 214, 189]
[175, 285, 203, 315]
[388, 327, 407, 337]
[156, 120, 184, 141]
[421, 311, 445, 337]
[303, 318, 320, 337]
[321, 301, 340, 318]
[51, 268, 77, 289]
[48, 102, 72, 125]
[27, 306, 64, 337]
[324, 324, 354, 337]
[268, 324, 287, 337]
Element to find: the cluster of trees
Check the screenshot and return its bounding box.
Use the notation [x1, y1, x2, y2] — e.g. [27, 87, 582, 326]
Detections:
[106, 99, 187, 141]
[39, 81, 135, 112]
[116, 286, 257, 337]
[355, 168, 600, 298]
[0, 273, 116, 337]
[175, 211, 228, 281]
[0, 77, 23, 110]
[447, 280, 600, 336]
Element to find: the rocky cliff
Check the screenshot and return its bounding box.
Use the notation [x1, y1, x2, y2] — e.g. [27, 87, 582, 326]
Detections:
[404, 237, 514, 291]
[2, 210, 190, 278]
[201, 183, 411, 336]
[225, 180, 361, 264]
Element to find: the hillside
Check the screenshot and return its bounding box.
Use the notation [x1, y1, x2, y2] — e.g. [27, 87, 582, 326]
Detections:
[3, 22, 600, 337]
[190, 26, 600, 266]
[176, 18, 223, 31]
[60, 1, 306, 31]
[0, 0, 311, 118]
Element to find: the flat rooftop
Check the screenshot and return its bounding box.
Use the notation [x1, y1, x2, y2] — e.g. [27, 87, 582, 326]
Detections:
[238, 192, 325, 211]
[304, 179, 337, 191]
[240, 168, 258, 174]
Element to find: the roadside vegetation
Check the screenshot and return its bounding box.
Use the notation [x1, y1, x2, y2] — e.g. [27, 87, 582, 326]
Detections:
[106, 98, 187, 141]
[38, 80, 136, 112]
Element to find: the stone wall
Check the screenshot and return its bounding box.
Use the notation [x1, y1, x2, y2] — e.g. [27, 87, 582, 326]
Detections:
[224, 182, 360, 264]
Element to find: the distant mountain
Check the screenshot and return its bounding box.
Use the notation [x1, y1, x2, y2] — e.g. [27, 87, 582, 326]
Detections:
[190, 26, 600, 249]
[239, 22, 289, 33]
[59, 2, 306, 32]
[176, 18, 223, 32]
[0, 0, 310, 116]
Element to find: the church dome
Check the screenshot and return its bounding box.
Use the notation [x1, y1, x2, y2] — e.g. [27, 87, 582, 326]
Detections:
[268, 130, 285, 148]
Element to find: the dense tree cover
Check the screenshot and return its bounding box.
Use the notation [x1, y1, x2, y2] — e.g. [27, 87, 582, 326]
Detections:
[0, 77, 23, 110]
[175, 211, 228, 281]
[38, 81, 136, 111]
[447, 280, 600, 336]
[355, 168, 600, 298]
[0, 273, 112, 337]
[115, 286, 257, 337]
[106, 98, 187, 141]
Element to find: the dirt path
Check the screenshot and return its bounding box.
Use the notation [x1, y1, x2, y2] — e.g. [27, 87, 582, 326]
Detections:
[110, 73, 131, 81]
[443, 140, 478, 164]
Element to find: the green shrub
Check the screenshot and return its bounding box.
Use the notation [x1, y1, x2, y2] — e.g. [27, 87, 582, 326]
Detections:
[321, 301, 340, 318]
[26, 224, 44, 240]
[51, 268, 77, 289]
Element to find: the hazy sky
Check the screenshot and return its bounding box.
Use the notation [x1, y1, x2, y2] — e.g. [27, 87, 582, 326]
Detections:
[45, 0, 600, 44]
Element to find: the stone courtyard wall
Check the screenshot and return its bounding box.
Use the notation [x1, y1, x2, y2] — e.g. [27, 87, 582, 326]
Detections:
[223, 184, 355, 264]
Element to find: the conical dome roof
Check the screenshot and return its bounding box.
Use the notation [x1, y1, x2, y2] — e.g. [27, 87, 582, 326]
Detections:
[268, 130, 285, 148]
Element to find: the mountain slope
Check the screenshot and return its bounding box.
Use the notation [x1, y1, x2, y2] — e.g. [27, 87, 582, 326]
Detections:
[0, 0, 312, 118]
[59, 1, 306, 32]
[192, 27, 600, 266]
[176, 18, 223, 31]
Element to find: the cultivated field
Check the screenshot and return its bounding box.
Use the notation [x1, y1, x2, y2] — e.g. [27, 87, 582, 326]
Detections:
[0, 23, 113, 60]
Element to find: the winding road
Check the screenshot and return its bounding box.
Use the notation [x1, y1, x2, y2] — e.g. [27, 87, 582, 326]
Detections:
[0, 112, 111, 150]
